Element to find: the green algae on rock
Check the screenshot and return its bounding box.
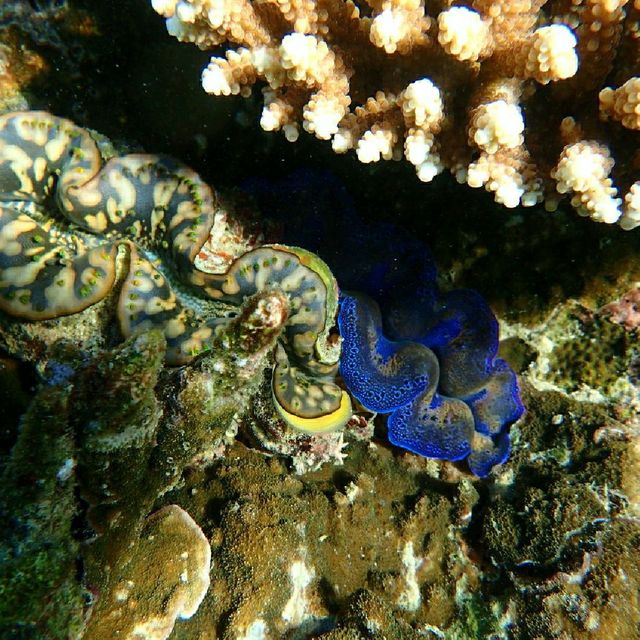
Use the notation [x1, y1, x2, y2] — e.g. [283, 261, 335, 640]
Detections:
[4, 340, 638, 639]
[0, 367, 84, 638]
[0, 293, 293, 638]
[480, 385, 640, 639]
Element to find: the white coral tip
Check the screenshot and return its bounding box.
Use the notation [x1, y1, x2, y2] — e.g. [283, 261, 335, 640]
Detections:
[175, 0, 196, 23]
[370, 9, 405, 53]
[151, 0, 178, 17]
[202, 63, 232, 95]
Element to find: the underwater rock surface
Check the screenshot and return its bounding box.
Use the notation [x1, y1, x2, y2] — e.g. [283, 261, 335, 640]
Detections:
[1, 333, 638, 639]
[0, 3, 639, 639]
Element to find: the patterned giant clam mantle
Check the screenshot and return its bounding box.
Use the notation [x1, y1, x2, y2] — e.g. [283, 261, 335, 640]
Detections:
[0, 111, 351, 434]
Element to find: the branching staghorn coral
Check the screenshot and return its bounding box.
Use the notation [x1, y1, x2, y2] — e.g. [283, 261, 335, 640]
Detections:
[0, 110, 351, 433]
[152, 0, 640, 228]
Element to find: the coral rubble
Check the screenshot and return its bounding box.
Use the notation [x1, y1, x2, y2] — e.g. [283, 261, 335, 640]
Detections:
[152, 0, 640, 228]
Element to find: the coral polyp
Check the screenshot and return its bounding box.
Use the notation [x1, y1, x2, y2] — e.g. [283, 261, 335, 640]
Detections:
[0, 111, 350, 433]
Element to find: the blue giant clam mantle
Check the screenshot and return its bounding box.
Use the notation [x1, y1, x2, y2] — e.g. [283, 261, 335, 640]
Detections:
[338, 287, 524, 476]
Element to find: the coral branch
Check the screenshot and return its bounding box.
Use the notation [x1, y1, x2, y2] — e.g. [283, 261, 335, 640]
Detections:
[153, 0, 640, 227]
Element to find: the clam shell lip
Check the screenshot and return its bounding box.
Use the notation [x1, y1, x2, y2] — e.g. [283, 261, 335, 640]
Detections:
[273, 385, 353, 434]
[0, 111, 346, 430]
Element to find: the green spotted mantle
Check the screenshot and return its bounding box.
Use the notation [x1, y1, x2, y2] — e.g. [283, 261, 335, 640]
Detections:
[0, 111, 351, 433]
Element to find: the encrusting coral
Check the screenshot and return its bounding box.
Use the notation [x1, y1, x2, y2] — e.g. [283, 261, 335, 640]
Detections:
[152, 0, 640, 228]
[82, 505, 211, 640]
[0, 110, 350, 434]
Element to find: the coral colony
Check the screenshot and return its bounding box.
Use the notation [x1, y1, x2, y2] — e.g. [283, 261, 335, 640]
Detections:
[152, 0, 640, 228]
[0, 111, 522, 475]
